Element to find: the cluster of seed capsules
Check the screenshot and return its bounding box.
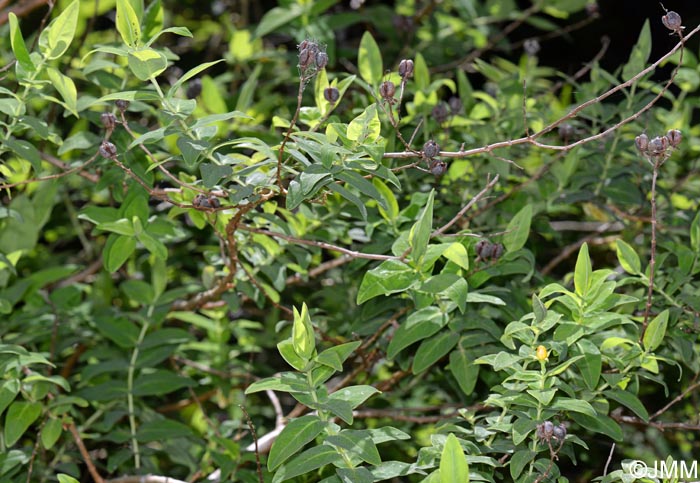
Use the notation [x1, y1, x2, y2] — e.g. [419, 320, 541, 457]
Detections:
[634, 129, 682, 164]
[297, 39, 328, 79]
[192, 194, 221, 209]
[537, 420, 567, 447]
[475, 239, 504, 262]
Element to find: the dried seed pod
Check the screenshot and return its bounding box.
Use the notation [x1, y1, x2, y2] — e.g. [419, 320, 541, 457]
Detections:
[635, 133, 649, 152]
[298, 39, 310, 52]
[662, 11, 683, 32]
[315, 51, 328, 70]
[398, 59, 414, 79]
[99, 141, 118, 158]
[552, 424, 567, 441]
[432, 102, 450, 124]
[324, 87, 340, 104]
[648, 136, 668, 155]
[491, 243, 504, 260]
[208, 196, 221, 208]
[379, 80, 396, 99]
[475, 240, 493, 259]
[115, 99, 130, 111]
[538, 421, 555, 440]
[523, 38, 541, 56]
[299, 48, 312, 68]
[186, 78, 202, 99]
[666, 129, 682, 147]
[100, 112, 117, 130]
[423, 140, 440, 159]
[429, 160, 446, 176]
[448, 96, 462, 113]
[558, 123, 575, 140]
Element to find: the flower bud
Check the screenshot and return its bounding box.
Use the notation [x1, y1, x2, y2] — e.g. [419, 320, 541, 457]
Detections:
[398, 59, 414, 79]
[536, 345, 548, 361]
[100, 112, 117, 130]
[423, 140, 440, 159]
[99, 141, 118, 159]
[666, 129, 682, 147]
[324, 87, 340, 104]
[662, 11, 683, 32]
[379, 80, 396, 99]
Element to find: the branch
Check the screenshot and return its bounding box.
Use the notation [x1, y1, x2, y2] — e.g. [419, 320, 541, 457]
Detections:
[67, 422, 105, 483]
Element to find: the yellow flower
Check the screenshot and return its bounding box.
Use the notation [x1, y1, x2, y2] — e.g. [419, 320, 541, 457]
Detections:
[536, 345, 548, 361]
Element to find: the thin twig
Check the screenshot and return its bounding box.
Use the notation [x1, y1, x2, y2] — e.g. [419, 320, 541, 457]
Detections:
[239, 405, 264, 483]
[67, 422, 105, 483]
[432, 174, 500, 236]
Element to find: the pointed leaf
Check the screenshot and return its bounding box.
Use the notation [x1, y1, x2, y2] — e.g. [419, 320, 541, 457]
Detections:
[440, 433, 469, 483]
[615, 239, 641, 274]
[4, 401, 42, 446]
[503, 204, 532, 252]
[358, 31, 382, 85]
[9, 14, 35, 71]
[574, 243, 592, 298]
[116, 0, 141, 47]
[268, 415, 326, 471]
[643, 309, 668, 352]
[409, 190, 435, 265]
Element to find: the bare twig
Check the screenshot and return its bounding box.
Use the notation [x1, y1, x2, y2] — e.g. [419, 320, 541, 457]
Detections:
[239, 405, 264, 483]
[432, 174, 500, 236]
[67, 422, 106, 483]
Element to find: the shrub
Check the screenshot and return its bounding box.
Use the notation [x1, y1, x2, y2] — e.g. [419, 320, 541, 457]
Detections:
[0, 1, 699, 482]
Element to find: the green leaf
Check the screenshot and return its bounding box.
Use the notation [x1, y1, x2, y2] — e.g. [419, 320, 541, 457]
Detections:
[0, 379, 20, 417]
[440, 433, 469, 483]
[41, 417, 63, 450]
[622, 20, 651, 80]
[503, 204, 532, 252]
[643, 309, 668, 352]
[510, 450, 535, 479]
[95, 316, 139, 348]
[532, 294, 546, 324]
[268, 415, 327, 471]
[449, 348, 479, 396]
[615, 239, 641, 274]
[316, 341, 361, 372]
[321, 398, 354, 424]
[409, 190, 435, 266]
[103, 234, 136, 273]
[326, 430, 381, 466]
[47, 68, 78, 116]
[414, 53, 430, 90]
[137, 230, 168, 260]
[168, 59, 225, 98]
[277, 338, 309, 371]
[142, 0, 163, 40]
[4, 401, 42, 446]
[42, 0, 79, 59]
[327, 183, 367, 220]
[116, 0, 142, 47]
[604, 389, 649, 422]
[443, 242, 469, 270]
[328, 385, 380, 409]
[550, 397, 596, 416]
[128, 48, 168, 81]
[176, 138, 209, 167]
[57, 475, 80, 483]
[8, 14, 35, 71]
[358, 31, 383, 85]
[570, 412, 623, 441]
[336, 467, 375, 483]
[200, 163, 232, 188]
[292, 303, 316, 360]
[574, 242, 592, 298]
[357, 259, 416, 304]
[575, 339, 601, 390]
[690, 210, 700, 253]
[413, 331, 459, 374]
[132, 370, 194, 396]
[136, 419, 194, 442]
[347, 104, 380, 143]
[387, 307, 446, 359]
[254, 5, 302, 39]
[272, 444, 342, 483]
[4, 137, 42, 172]
[244, 373, 308, 394]
[335, 170, 387, 210]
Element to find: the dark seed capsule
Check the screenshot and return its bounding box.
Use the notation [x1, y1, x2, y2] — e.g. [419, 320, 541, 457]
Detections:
[208, 196, 221, 208]
[543, 421, 554, 438]
[398, 59, 414, 79]
[662, 11, 683, 32]
[115, 99, 130, 111]
[553, 424, 567, 440]
[558, 123, 575, 140]
[635, 133, 649, 152]
[193, 194, 207, 207]
[448, 96, 462, 113]
[491, 243, 504, 260]
[429, 160, 447, 176]
[324, 87, 340, 103]
[298, 40, 310, 52]
[315, 51, 328, 70]
[186, 78, 202, 99]
[299, 48, 311, 68]
[379, 80, 396, 99]
[475, 240, 493, 259]
[648, 136, 668, 155]
[524, 38, 540, 56]
[423, 140, 440, 159]
[666, 129, 682, 147]
[100, 112, 117, 130]
[99, 141, 118, 158]
[432, 102, 449, 124]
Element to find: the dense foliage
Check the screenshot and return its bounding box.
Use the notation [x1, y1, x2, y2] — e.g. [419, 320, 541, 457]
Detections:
[1, 1, 699, 482]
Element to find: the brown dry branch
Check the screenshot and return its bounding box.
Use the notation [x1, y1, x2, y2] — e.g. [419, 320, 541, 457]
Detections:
[541, 233, 619, 276]
[67, 421, 106, 483]
[0, 152, 100, 190]
[384, 23, 699, 161]
[650, 372, 700, 420]
[106, 477, 188, 483]
[432, 174, 500, 236]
